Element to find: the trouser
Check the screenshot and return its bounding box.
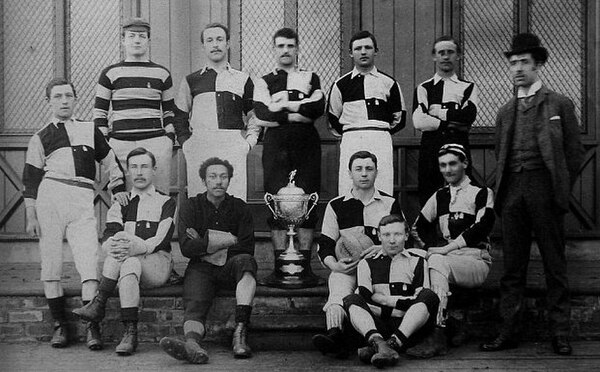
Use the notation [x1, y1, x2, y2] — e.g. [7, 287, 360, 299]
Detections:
[37, 179, 98, 282]
[418, 129, 471, 206]
[323, 271, 357, 311]
[339, 130, 393, 195]
[262, 124, 321, 229]
[182, 131, 250, 200]
[109, 136, 173, 195]
[499, 169, 570, 337]
[183, 254, 258, 324]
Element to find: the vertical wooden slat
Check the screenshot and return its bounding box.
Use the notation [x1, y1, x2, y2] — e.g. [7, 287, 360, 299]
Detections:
[191, 0, 211, 72]
[148, 0, 171, 69]
[340, 0, 358, 74]
[169, 0, 191, 85]
[0, 0, 4, 132]
[393, 0, 415, 132]
[373, 0, 394, 75]
[283, 0, 298, 29]
[361, 0, 374, 32]
[518, 0, 528, 32]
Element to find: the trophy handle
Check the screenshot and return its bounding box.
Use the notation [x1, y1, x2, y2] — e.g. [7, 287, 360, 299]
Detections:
[305, 192, 319, 218]
[264, 193, 278, 219]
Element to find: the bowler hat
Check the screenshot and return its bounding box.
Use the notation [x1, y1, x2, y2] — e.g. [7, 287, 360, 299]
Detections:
[504, 33, 548, 63]
[123, 17, 150, 33]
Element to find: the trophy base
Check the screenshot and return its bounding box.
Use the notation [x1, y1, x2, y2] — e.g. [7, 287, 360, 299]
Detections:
[260, 252, 324, 289]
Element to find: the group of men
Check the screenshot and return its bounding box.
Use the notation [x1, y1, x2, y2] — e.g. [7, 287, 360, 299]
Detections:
[23, 14, 583, 368]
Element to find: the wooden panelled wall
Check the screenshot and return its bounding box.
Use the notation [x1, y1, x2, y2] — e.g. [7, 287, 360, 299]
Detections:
[0, 0, 598, 238]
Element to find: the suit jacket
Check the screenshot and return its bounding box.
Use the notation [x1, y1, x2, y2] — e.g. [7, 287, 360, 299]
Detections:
[494, 85, 584, 214]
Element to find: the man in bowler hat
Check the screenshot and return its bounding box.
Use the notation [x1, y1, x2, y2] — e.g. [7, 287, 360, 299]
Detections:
[479, 33, 583, 355]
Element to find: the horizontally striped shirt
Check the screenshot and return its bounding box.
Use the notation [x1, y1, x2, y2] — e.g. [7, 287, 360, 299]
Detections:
[94, 61, 176, 141]
[412, 73, 478, 132]
[318, 189, 402, 262]
[103, 186, 176, 253]
[357, 249, 428, 318]
[412, 176, 494, 249]
[254, 68, 324, 125]
[23, 118, 126, 207]
[328, 66, 406, 135]
[173, 64, 260, 145]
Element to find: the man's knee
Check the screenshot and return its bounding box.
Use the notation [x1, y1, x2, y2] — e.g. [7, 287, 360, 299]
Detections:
[119, 256, 142, 280]
[416, 288, 440, 317]
[342, 293, 368, 313]
[230, 254, 258, 281]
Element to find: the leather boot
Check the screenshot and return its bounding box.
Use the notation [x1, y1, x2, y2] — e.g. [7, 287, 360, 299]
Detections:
[85, 321, 103, 350]
[115, 321, 138, 356]
[72, 277, 116, 322]
[50, 321, 68, 348]
[160, 336, 209, 364]
[357, 343, 376, 364]
[312, 327, 344, 356]
[405, 327, 448, 359]
[370, 335, 399, 369]
[232, 322, 252, 358]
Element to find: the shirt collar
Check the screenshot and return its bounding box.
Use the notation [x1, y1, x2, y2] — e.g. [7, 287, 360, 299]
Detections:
[343, 188, 383, 204]
[201, 63, 233, 75]
[272, 66, 301, 75]
[351, 66, 380, 79]
[130, 185, 157, 199]
[449, 175, 471, 191]
[433, 73, 459, 84]
[51, 118, 73, 127]
[379, 248, 412, 259]
[517, 79, 542, 98]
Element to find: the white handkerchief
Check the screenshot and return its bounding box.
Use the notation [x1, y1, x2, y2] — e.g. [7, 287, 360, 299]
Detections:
[550, 115, 561, 120]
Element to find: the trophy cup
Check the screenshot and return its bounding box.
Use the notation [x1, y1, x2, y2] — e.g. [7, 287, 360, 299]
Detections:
[262, 170, 323, 289]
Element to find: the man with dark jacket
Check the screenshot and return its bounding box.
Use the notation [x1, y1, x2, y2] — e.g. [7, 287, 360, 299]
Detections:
[160, 157, 256, 363]
[480, 33, 584, 356]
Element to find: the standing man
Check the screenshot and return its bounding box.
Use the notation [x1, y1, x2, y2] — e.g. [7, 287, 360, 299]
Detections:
[253, 27, 324, 256]
[94, 17, 176, 195]
[480, 33, 583, 355]
[312, 151, 404, 358]
[413, 36, 479, 206]
[160, 157, 256, 364]
[342, 214, 439, 368]
[174, 23, 260, 199]
[411, 143, 494, 357]
[328, 30, 406, 195]
[23, 78, 127, 349]
[73, 148, 176, 356]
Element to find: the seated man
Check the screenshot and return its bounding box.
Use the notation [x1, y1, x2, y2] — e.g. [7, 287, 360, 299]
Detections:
[410, 143, 494, 356]
[73, 147, 176, 356]
[312, 151, 404, 357]
[160, 157, 256, 364]
[343, 214, 439, 369]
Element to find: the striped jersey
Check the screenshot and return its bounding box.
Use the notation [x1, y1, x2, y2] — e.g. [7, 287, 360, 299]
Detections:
[173, 64, 260, 145]
[318, 189, 402, 262]
[103, 186, 176, 253]
[94, 61, 176, 141]
[412, 176, 494, 249]
[328, 67, 406, 134]
[357, 249, 429, 318]
[22, 119, 126, 207]
[254, 68, 325, 125]
[412, 73, 478, 132]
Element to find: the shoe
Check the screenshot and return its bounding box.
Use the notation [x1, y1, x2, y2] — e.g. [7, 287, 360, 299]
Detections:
[115, 321, 138, 356]
[370, 336, 399, 369]
[357, 344, 376, 364]
[446, 316, 470, 347]
[312, 328, 344, 356]
[552, 336, 572, 355]
[405, 327, 448, 359]
[160, 337, 209, 364]
[72, 297, 106, 323]
[232, 322, 252, 358]
[50, 321, 68, 348]
[479, 334, 519, 352]
[86, 321, 103, 351]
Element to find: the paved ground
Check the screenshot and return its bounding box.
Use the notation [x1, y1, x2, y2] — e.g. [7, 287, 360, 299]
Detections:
[2, 341, 600, 371]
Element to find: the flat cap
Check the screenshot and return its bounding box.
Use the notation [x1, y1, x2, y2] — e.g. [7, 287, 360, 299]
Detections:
[123, 17, 150, 32]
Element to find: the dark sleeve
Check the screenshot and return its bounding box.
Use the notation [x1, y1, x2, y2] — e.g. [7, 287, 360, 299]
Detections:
[318, 235, 337, 262]
[173, 107, 192, 145]
[162, 74, 176, 128]
[445, 83, 477, 125]
[560, 96, 584, 187]
[178, 198, 209, 258]
[152, 197, 177, 253]
[94, 127, 114, 162]
[388, 82, 406, 135]
[94, 69, 112, 129]
[460, 188, 495, 247]
[102, 203, 126, 243]
[253, 77, 289, 123]
[297, 73, 325, 120]
[410, 193, 438, 249]
[230, 202, 255, 256]
[243, 77, 255, 115]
